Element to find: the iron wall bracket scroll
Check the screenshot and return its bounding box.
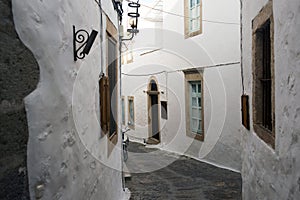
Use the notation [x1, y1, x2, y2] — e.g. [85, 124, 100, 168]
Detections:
[73, 25, 98, 61]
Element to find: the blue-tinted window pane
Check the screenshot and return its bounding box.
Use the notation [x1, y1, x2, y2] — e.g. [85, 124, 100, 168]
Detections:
[198, 83, 201, 93]
[192, 119, 198, 131]
[192, 108, 201, 118]
[190, 0, 195, 7]
[197, 120, 202, 134]
[129, 99, 134, 125]
[192, 84, 196, 93]
[189, 81, 203, 134]
[189, 0, 201, 32]
[122, 99, 125, 123]
[192, 97, 197, 106]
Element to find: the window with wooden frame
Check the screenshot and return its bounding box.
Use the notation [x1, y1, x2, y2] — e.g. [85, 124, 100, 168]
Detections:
[184, 0, 202, 38]
[161, 101, 168, 120]
[121, 96, 126, 125]
[107, 36, 118, 138]
[128, 96, 135, 129]
[252, 1, 275, 149]
[184, 70, 204, 141]
[100, 16, 119, 145]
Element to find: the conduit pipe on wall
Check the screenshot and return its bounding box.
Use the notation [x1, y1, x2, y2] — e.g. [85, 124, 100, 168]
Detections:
[94, 0, 104, 76]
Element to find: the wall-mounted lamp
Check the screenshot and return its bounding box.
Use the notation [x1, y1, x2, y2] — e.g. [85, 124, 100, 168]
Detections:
[129, 17, 137, 29]
[121, 0, 140, 41]
[73, 25, 98, 61]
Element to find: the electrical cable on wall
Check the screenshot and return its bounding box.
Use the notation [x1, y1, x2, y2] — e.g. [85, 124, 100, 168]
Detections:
[94, 0, 102, 9]
[239, 0, 245, 94]
[94, 0, 105, 77]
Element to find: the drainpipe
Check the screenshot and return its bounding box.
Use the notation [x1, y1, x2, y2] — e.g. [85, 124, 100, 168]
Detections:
[99, 0, 104, 77]
[117, 3, 126, 192]
[120, 26, 126, 193]
[240, 0, 244, 94]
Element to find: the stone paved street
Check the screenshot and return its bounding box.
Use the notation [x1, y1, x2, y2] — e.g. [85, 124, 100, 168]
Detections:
[125, 142, 242, 200]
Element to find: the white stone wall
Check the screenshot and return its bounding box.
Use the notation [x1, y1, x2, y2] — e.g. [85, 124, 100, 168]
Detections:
[122, 0, 242, 172]
[12, 0, 125, 199]
[241, 0, 300, 199]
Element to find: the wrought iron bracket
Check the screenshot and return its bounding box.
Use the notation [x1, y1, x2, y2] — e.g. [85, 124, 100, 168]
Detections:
[73, 25, 98, 61]
[121, 29, 139, 41]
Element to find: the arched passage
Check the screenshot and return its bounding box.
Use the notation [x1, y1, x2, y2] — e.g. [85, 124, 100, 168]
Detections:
[147, 78, 160, 144]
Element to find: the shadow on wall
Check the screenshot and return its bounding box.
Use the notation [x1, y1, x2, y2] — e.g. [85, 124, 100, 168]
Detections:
[0, 0, 39, 199]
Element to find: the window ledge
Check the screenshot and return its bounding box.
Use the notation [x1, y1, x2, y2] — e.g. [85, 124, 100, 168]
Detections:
[185, 29, 202, 39]
[253, 123, 275, 149]
[187, 131, 204, 141]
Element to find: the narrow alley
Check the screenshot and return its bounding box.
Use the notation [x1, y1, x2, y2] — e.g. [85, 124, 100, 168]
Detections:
[1, 0, 300, 199]
[125, 142, 241, 200]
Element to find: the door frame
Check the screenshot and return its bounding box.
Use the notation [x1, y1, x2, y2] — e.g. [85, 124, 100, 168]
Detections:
[147, 77, 161, 143]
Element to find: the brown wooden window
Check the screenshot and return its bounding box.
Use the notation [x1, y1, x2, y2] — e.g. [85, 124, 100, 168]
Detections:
[252, 1, 275, 149]
[259, 20, 272, 130]
[107, 36, 118, 137]
[100, 16, 119, 146]
[241, 95, 250, 130]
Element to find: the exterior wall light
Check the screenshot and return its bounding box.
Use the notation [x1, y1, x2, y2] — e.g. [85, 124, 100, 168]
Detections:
[122, 0, 140, 41]
[73, 25, 98, 61]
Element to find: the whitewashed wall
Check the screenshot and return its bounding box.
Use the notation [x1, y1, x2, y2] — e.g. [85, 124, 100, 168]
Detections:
[241, 0, 300, 199]
[122, 0, 242, 171]
[12, 0, 125, 199]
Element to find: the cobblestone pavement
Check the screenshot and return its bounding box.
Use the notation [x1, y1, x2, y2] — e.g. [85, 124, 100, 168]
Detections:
[125, 142, 242, 200]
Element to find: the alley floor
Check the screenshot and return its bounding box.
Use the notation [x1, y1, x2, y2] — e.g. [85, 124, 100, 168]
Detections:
[124, 142, 242, 200]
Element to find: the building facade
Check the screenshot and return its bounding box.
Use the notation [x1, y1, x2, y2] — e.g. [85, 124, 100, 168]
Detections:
[122, 0, 242, 172]
[1, 0, 126, 199]
[241, 0, 300, 199]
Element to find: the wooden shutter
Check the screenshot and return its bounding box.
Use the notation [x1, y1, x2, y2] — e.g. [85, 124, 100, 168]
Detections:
[100, 76, 110, 134]
[241, 95, 250, 130]
[106, 76, 110, 134]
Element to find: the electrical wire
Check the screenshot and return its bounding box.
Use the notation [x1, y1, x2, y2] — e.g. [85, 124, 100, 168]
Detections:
[94, 0, 105, 77]
[122, 70, 168, 77]
[121, 61, 241, 77]
[121, 42, 129, 52]
[124, 0, 240, 25]
[94, 0, 102, 8]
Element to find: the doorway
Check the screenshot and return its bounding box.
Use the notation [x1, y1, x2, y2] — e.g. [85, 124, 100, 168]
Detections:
[148, 79, 160, 143]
